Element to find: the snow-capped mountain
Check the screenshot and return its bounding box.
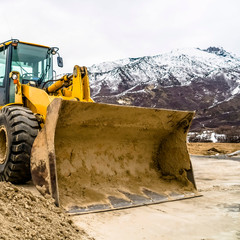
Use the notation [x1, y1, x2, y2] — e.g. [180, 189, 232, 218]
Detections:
[87, 47, 240, 132]
[89, 47, 240, 97]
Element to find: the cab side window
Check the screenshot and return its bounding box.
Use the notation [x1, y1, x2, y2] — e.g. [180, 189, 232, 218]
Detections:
[0, 48, 7, 87]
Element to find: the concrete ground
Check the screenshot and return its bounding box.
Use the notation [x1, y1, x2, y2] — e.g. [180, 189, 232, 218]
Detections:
[72, 156, 240, 240]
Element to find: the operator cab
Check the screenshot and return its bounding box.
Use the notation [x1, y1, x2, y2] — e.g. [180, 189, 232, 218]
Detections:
[0, 39, 63, 105]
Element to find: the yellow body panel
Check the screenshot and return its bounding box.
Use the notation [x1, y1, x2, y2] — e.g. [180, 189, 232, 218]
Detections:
[9, 72, 23, 105]
[10, 65, 93, 122]
[0, 40, 13, 48]
[22, 85, 54, 119]
[19, 41, 49, 49]
[72, 66, 92, 102]
[0, 102, 23, 110]
[0, 40, 49, 49]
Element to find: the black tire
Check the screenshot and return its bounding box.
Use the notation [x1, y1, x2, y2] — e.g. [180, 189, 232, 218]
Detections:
[0, 106, 39, 183]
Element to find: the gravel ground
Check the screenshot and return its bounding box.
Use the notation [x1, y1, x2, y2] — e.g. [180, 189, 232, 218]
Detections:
[72, 156, 240, 240]
[0, 182, 93, 240]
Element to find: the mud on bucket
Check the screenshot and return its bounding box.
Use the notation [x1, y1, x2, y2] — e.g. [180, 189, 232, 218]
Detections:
[31, 98, 198, 214]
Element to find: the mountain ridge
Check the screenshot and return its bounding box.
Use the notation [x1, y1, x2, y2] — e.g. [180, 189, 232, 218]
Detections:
[87, 47, 240, 136]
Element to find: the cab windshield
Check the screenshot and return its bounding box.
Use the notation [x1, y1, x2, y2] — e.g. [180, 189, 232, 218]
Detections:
[11, 43, 53, 84]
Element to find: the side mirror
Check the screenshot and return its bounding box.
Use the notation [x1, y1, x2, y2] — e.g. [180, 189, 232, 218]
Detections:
[57, 56, 63, 68]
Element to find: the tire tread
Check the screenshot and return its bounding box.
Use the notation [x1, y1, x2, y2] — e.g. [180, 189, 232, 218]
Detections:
[0, 106, 39, 183]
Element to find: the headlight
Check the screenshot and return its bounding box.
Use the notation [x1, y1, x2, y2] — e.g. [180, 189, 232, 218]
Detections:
[12, 73, 18, 80]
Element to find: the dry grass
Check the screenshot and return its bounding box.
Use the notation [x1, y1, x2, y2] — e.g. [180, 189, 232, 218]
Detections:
[187, 142, 240, 156]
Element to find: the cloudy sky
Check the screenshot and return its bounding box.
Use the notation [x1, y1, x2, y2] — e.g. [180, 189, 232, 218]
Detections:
[1, 0, 240, 73]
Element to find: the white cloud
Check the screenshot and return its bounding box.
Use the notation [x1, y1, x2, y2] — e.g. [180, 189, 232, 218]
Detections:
[1, 0, 240, 74]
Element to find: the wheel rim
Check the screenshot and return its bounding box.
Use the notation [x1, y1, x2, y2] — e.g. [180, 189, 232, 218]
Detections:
[0, 126, 8, 165]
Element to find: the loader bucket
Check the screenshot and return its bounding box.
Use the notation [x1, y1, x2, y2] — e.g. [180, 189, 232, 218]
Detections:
[31, 98, 198, 214]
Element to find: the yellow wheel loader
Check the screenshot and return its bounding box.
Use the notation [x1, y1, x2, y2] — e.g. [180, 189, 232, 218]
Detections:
[0, 39, 198, 214]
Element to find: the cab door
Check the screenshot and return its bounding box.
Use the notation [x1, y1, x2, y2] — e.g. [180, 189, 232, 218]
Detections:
[0, 45, 11, 106]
